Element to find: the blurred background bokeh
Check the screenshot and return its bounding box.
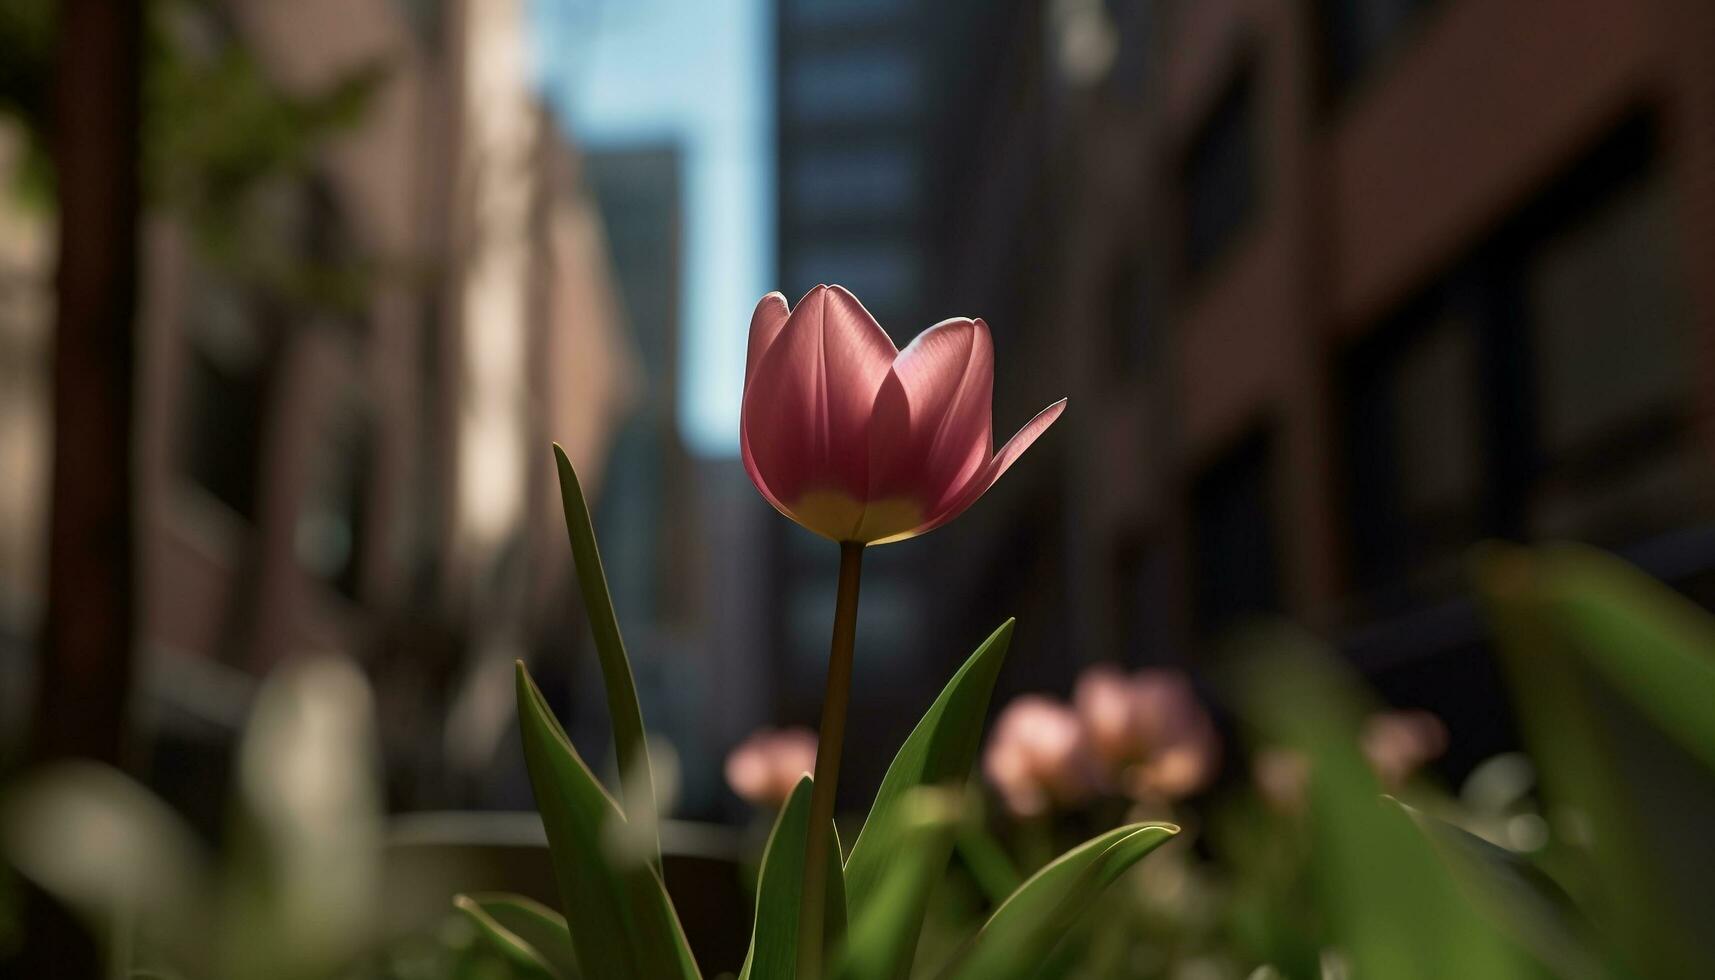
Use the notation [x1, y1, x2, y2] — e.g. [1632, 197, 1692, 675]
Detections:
[2, 0, 1715, 959]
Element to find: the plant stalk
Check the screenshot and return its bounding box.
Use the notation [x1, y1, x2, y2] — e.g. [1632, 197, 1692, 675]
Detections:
[798, 540, 865, 979]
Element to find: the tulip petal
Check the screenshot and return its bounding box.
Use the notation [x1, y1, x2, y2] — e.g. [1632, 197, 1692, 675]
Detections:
[744, 292, 790, 391]
[741, 285, 897, 526]
[894, 398, 1067, 541]
[866, 318, 994, 513]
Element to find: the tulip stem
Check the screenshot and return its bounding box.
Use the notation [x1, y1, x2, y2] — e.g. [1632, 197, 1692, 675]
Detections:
[798, 540, 864, 980]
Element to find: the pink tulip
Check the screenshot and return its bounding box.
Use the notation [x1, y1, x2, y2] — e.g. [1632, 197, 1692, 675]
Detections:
[725, 727, 819, 809]
[1072, 665, 1220, 801]
[741, 285, 1066, 544]
[982, 695, 1097, 817]
[1361, 709, 1448, 791]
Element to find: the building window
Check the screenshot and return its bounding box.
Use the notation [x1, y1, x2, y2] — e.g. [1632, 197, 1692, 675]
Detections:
[785, 47, 923, 122]
[1523, 131, 1699, 544]
[788, 0, 910, 27]
[295, 409, 372, 600]
[1192, 427, 1282, 641]
[179, 282, 270, 521]
[787, 239, 922, 327]
[1182, 63, 1259, 276]
[1343, 309, 1486, 601]
[1338, 112, 1701, 610]
[788, 145, 921, 221]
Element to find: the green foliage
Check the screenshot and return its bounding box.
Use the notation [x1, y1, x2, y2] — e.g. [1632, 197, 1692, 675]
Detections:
[1477, 544, 1715, 980]
[739, 777, 846, 980]
[939, 823, 1178, 980]
[842, 619, 1013, 971]
[453, 894, 579, 980]
[513, 664, 698, 980]
[1397, 802, 1609, 980]
[835, 790, 961, 980]
[2, 658, 384, 980]
[1525, 543, 1715, 769]
[1234, 630, 1534, 979]
[0, 0, 386, 308]
[553, 443, 658, 869]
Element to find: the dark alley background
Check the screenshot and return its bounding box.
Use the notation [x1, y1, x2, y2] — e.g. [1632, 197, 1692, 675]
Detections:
[2, 0, 1714, 860]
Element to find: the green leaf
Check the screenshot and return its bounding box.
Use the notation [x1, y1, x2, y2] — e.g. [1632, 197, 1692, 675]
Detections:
[739, 777, 847, 980]
[455, 894, 565, 979]
[1476, 545, 1711, 978]
[1534, 543, 1715, 771]
[834, 789, 961, 980]
[842, 619, 1013, 967]
[455, 893, 581, 980]
[553, 444, 659, 870]
[939, 822, 1177, 980]
[1233, 627, 1534, 980]
[515, 663, 699, 980]
[1394, 803, 1608, 980]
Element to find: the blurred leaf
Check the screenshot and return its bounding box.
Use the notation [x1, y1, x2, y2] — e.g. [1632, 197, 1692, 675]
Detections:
[834, 789, 960, 980]
[1234, 627, 1534, 980]
[467, 893, 581, 979]
[225, 656, 383, 980]
[1396, 802, 1610, 980]
[1533, 543, 1715, 770]
[553, 444, 659, 871]
[2, 762, 215, 976]
[939, 822, 1177, 980]
[843, 619, 1013, 969]
[514, 663, 698, 980]
[1476, 545, 1712, 979]
[455, 895, 563, 979]
[739, 776, 847, 980]
[953, 824, 1021, 908]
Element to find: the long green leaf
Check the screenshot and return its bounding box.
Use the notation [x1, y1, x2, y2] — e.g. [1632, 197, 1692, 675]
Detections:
[1395, 803, 1608, 980]
[553, 444, 659, 869]
[834, 789, 961, 980]
[1235, 628, 1532, 980]
[456, 893, 581, 980]
[740, 776, 847, 980]
[1535, 543, 1715, 771]
[842, 619, 1013, 966]
[515, 662, 698, 980]
[940, 822, 1177, 980]
[1476, 545, 1711, 978]
[454, 894, 565, 979]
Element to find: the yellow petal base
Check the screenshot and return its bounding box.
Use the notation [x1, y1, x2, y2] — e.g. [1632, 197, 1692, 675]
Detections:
[791, 490, 924, 544]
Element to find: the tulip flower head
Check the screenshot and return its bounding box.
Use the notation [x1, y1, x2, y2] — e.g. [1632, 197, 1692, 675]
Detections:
[1072, 665, 1220, 801]
[983, 695, 1097, 818]
[724, 727, 819, 809]
[1360, 709, 1448, 791]
[742, 285, 1066, 544]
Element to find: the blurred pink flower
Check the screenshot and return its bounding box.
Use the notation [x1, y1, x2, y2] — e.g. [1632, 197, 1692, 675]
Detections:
[724, 727, 818, 809]
[983, 695, 1098, 817]
[1361, 709, 1448, 791]
[1253, 747, 1310, 814]
[1072, 665, 1220, 801]
[741, 285, 1066, 544]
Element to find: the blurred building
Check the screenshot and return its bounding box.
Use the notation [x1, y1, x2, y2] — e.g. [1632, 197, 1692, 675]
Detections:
[0, 0, 636, 818]
[916, 0, 1715, 777]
